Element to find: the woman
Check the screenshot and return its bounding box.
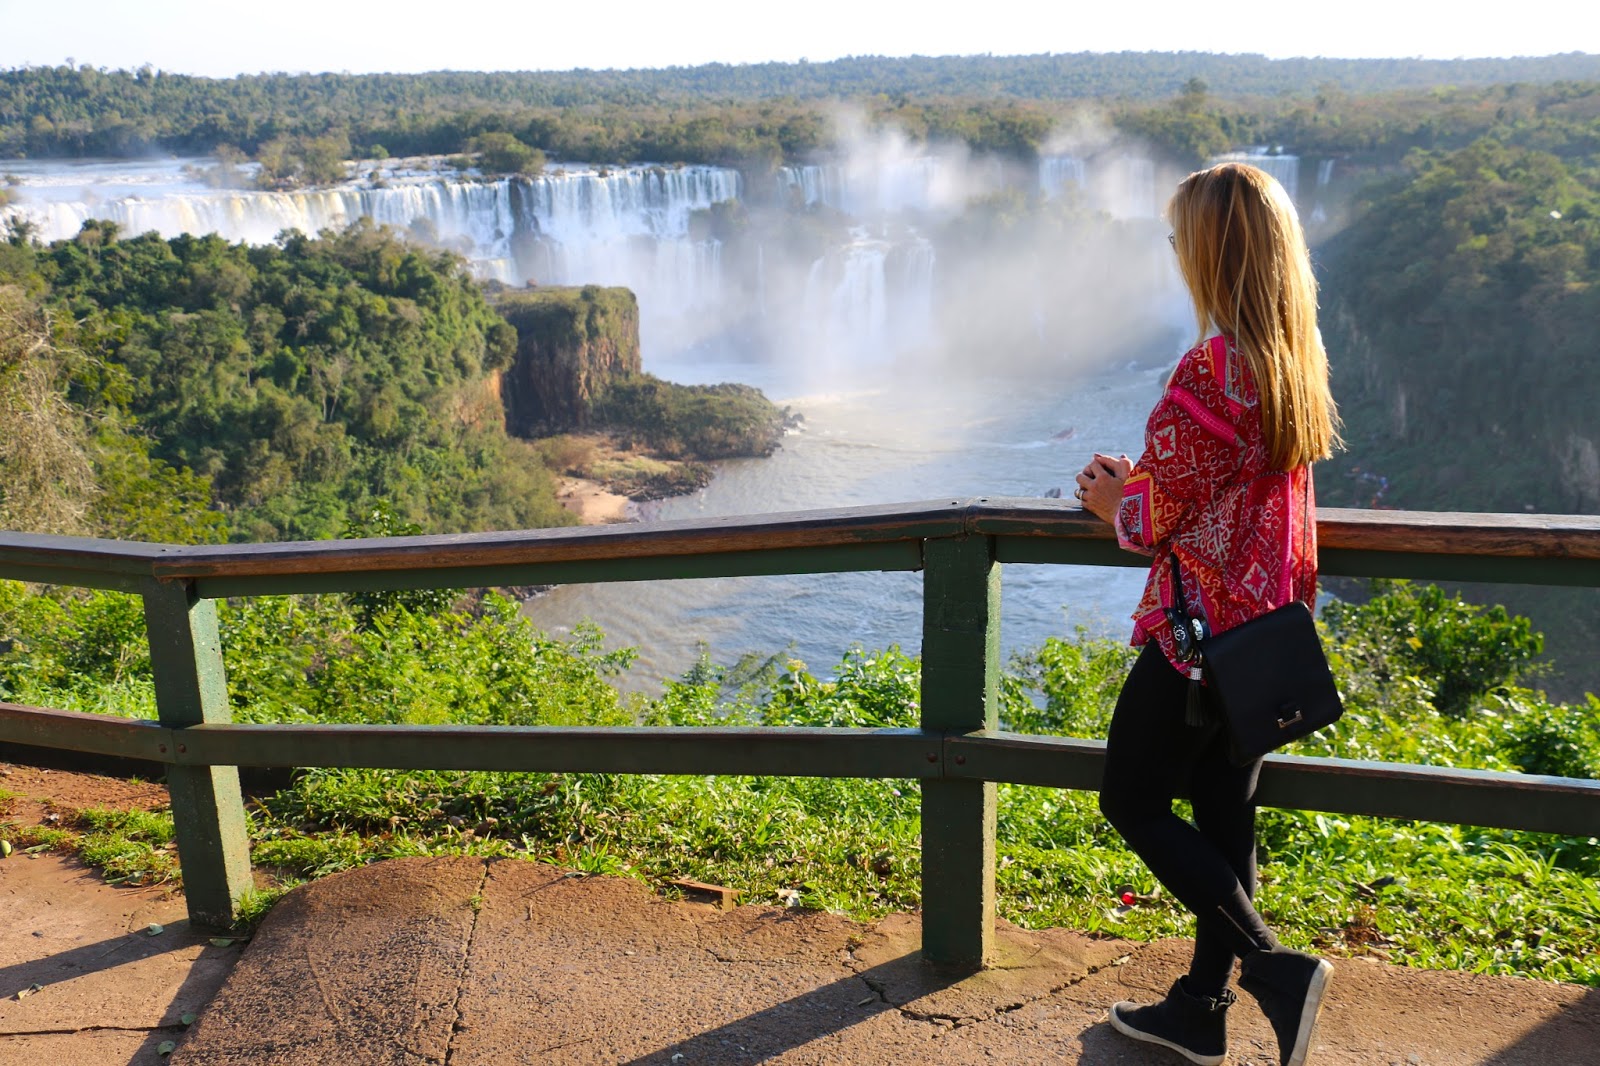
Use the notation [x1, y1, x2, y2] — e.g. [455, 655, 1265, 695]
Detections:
[1074, 162, 1341, 1066]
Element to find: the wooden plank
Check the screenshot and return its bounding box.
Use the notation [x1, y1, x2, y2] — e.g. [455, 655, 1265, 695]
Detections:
[192, 541, 925, 599]
[943, 732, 1600, 837]
[0, 563, 154, 592]
[0, 532, 169, 575]
[1317, 508, 1600, 559]
[669, 879, 741, 909]
[142, 581, 253, 929]
[994, 536, 1148, 569]
[970, 498, 1600, 560]
[7, 500, 1599, 590]
[169, 724, 943, 777]
[919, 535, 1000, 970]
[153, 500, 972, 581]
[1253, 753, 1600, 838]
[943, 732, 1108, 792]
[1318, 548, 1600, 588]
[984, 500, 1600, 584]
[0, 702, 172, 761]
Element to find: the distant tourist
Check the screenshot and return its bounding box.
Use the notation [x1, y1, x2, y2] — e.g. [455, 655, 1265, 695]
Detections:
[1073, 161, 1342, 1066]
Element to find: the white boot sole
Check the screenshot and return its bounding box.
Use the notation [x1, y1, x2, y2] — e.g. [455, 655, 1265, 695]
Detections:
[1285, 959, 1334, 1066]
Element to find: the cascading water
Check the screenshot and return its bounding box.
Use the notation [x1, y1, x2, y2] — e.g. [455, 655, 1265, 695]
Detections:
[800, 230, 937, 370]
[505, 165, 742, 349]
[775, 155, 983, 217]
[1, 158, 744, 349]
[1037, 152, 1159, 219]
[1038, 156, 1086, 199]
[4, 164, 528, 281]
[775, 165, 845, 209]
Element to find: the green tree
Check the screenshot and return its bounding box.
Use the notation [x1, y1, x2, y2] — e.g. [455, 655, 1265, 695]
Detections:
[469, 132, 545, 176]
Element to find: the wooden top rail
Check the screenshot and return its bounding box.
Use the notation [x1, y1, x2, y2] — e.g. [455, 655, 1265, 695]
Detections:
[2, 499, 1598, 586]
[971, 501, 1600, 560]
[154, 499, 974, 579]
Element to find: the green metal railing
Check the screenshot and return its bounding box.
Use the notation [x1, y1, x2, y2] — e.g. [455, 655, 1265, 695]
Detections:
[3, 497, 1599, 969]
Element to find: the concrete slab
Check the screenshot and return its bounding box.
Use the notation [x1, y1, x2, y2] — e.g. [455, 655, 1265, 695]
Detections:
[0, 853, 240, 1063]
[172, 856, 1600, 1066]
[175, 856, 484, 1065]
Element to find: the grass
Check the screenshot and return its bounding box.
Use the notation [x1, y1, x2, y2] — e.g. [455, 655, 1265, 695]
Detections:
[74, 807, 180, 887]
[0, 802, 180, 889]
[231, 763, 1600, 985]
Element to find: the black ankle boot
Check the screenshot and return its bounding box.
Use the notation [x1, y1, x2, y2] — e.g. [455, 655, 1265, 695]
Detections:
[1239, 946, 1334, 1066]
[1109, 976, 1235, 1066]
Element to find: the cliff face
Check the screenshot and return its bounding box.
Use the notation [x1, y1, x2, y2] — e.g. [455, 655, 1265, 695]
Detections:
[495, 286, 641, 436]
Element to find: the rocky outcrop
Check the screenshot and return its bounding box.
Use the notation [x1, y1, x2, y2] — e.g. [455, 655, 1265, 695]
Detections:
[495, 286, 641, 435]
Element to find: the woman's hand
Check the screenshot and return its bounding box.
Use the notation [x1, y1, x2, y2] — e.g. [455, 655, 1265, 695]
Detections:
[1074, 452, 1132, 523]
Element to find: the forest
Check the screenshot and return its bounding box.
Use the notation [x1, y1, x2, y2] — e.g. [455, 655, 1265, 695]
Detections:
[3, 55, 1600, 167]
[0, 219, 567, 542]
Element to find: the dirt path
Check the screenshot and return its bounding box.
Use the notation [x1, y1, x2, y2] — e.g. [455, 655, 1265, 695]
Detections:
[3, 764, 1597, 1065]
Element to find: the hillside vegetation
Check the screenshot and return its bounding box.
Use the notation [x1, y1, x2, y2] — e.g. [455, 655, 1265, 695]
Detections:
[1309, 105, 1600, 697]
[0, 222, 785, 543]
[1, 219, 567, 541]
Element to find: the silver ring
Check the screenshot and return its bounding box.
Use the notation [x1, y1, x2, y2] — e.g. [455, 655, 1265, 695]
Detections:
[1074, 487, 1086, 501]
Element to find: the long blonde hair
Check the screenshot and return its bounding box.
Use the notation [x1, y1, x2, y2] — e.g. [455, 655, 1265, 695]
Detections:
[1168, 162, 1341, 469]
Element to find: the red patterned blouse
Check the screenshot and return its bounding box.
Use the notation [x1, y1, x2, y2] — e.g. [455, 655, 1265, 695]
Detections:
[1114, 334, 1318, 677]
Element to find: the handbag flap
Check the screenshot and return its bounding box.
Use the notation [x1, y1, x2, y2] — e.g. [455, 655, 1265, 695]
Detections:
[1202, 601, 1343, 764]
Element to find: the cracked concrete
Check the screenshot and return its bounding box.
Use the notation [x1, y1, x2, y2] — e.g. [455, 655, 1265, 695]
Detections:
[170, 856, 1600, 1064]
[442, 863, 491, 1066]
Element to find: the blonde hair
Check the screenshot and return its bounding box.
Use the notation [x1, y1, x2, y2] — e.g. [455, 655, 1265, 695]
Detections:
[1168, 162, 1341, 469]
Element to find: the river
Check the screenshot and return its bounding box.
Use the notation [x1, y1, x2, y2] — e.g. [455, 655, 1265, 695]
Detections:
[525, 352, 1171, 687]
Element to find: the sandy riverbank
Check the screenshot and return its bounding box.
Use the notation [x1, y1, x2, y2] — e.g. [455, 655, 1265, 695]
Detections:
[555, 476, 633, 524]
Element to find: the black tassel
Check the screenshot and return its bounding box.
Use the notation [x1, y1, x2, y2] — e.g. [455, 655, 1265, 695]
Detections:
[1185, 676, 1209, 728]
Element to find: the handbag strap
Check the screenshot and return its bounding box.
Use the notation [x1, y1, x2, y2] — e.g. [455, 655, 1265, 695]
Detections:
[1168, 549, 1189, 617]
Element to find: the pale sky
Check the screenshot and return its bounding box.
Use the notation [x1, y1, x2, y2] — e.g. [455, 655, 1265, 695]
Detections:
[0, 0, 1594, 76]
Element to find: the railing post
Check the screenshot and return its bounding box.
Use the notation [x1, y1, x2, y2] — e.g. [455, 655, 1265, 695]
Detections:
[142, 579, 252, 929]
[919, 534, 999, 969]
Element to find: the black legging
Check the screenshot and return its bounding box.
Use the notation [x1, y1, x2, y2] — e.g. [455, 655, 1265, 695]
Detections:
[1099, 643, 1277, 996]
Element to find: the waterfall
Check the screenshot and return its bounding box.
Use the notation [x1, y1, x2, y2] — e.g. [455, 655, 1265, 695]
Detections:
[4, 153, 1176, 375]
[509, 166, 739, 320]
[1, 160, 739, 287]
[802, 230, 936, 366]
[775, 156, 981, 217]
[1038, 156, 1086, 198]
[776, 165, 845, 209]
[1040, 153, 1162, 218]
[5, 178, 522, 278]
[1, 159, 744, 348]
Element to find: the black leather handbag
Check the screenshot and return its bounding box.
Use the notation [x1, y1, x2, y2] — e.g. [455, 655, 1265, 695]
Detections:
[1199, 597, 1344, 766]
